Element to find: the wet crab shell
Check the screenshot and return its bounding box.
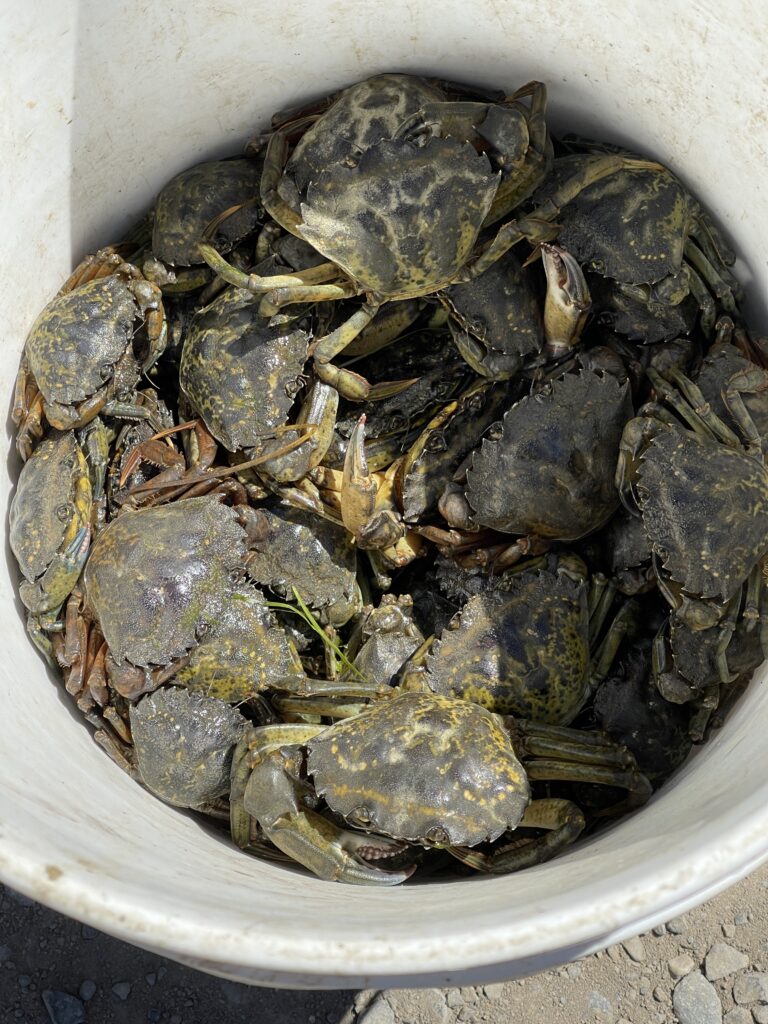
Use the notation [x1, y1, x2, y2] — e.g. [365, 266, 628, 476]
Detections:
[180, 285, 309, 452]
[307, 691, 530, 847]
[670, 615, 763, 690]
[443, 249, 543, 378]
[696, 343, 768, 456]
[534, 157, 690, 287]
[9, 430, 90, 582]
[84, 496, 246, 667]
[130, 687, 245, 809]
[298, 137, 499, 298]
[466, 370, 632, 539]
[152, 158, 263, 267]
[174, 586, 305, 701]
[425, 573, 590, 724]
[25, 275, 138, 407]
[280, 73, 445, 209]
[636, 428, 768, 601]
[244, 507, 359, 627]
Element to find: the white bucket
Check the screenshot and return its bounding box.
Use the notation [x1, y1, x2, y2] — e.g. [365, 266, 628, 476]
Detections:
[2, 0, 768, 990]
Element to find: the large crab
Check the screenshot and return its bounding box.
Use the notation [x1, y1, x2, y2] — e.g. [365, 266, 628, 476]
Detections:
[230, 691, 650, 884]
[201, 75, 658, 400]
[13, 249, 167, 459]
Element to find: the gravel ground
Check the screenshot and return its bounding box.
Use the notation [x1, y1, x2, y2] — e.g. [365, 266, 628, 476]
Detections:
[2, 862, 767, 1024]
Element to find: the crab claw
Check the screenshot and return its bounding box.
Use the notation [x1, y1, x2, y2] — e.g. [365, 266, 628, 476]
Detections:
[19, 525, 91, 614]
[541, 242, 591, 359]
[341, 416, 404, 550]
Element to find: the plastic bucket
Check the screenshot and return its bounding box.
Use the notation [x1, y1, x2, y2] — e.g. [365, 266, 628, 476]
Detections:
[2, 0, 768, 990]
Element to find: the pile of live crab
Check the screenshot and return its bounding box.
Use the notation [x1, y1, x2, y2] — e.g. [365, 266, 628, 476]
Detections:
[10, 74, 768, 885]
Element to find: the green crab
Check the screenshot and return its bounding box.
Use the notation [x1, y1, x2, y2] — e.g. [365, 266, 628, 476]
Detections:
[616, 364, 768, 653]
[146, 158, 263, 293]
[201, 75, 658, 400]
[230, 691, 650, 884]
[536, 154, 742, 339]
[14, 249, 167, 459]
[9, 430, 94, 659]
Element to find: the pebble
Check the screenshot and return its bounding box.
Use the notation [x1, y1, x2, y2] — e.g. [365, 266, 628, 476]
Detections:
[607, 945, 623, 963]
[672, 972, 723, 1024]
[80, 925, 98, 940]
[623, 937, 647, 963]
[724, 924, 737, 939]
[735, 913, 751, 926]
[652, 925, 667, 936]
[18, 974, 30, 987]
[112, 981, 132, 1001]
[146, 973, 157, 986]
[733, 972, 768, 1004]
[445, 990, 463, 1009]
[566, 964, 582, 979]
[483, 983, 505, 1000]
[653, 986, 669, 1003]
[384, 988, 449, 1021]
[753, 1007, 768, 1024]
[667, 915, 690, 935]
[357, 997, 396, 1024]
[0, 945, 11, 963]
[587, 991, 613, 1015]
[706, 943, 750, 981]
[669, 953, 696, 979]
[147, 1011, 161, 1024]
[41, 990, 86, 1024]
[78, 981, 96, 1002]
[723, 1010, 752, 1024]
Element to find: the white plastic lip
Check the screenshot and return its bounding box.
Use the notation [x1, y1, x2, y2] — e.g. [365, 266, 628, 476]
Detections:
[3, 0, 768, 990]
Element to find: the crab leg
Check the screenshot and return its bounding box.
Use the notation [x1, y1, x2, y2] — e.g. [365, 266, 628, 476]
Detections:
[311, 299, 383, 401]
[449, 798, 585, 873]
[684, 237, 740, 313]
[722, 364, 768, 460]
[198, 242, 341, 294]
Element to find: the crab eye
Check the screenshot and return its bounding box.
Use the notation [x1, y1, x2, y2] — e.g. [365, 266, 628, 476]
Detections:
[195, 621, 211, 641]
[425, 433, 447, 454]
[55, 503, 72, 522]
[99, 362, 114, 382]
[350, 805, 372, 826]
[426, 825, 449, 845]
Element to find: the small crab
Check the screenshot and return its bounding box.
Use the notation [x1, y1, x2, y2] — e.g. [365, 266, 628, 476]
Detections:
[130, 687, 245, 810]
[14, 249, 167, 459]
[420, 555, 635, 725]
[616, 364, 768, 647]
[439, 370, 632, 566]
[242, 506, 362, 627]
[344, 594, 425, 687]
[230, 691, 650, 884]
[536, 154, 742, 338]
[145, 158, 263, 292]
[9, 430, 93, 659]
[179, 278, 311, 453]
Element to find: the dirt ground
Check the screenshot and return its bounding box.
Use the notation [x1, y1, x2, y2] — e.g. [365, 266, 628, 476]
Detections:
[2, 859, 767, 1024]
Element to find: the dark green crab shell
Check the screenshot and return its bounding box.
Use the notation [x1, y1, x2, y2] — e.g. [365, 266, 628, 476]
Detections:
[636, 427, 768, 601]
[25, 276, 137, 407]
[537, 157, 690, 286]
[280, 73, 445, 207]
[179, 285, 309, 452]
[9, 430, 88, 582]
[130, 687, 244, 809]
[443, 249, 543, 379]
[307, 691, 530, 847]
[174, 587, 305, 701]
[298, 137, 499, 299]
[84, 496, 246, 667]
[466, 370, 632, 540]
[152, 158, 263, 267]
[244, 507, 359, 627]
[425, 573, 590, 724]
